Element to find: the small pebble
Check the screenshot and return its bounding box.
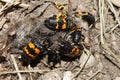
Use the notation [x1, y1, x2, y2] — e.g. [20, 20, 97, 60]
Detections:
[111, 0, 120, 7]
[63, 71, 74, 80]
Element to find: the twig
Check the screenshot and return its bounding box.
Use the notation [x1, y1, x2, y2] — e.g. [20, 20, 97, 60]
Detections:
[103, 53, 120, 69]
[99, 0, 105, 44]
[0, 0, 11, 12]
[110, 24, 119, 32]
[114, 30, 120, 37]
[0, 0, 29, 16]
[102, 45, 120, 69]
[0, 70, 50, 75]
[0, 68, 63, 75]
[86, 53, 103, 80]
[72, 48, 92, 79]
[0, 0, 15, 16]
[28, 65, 34, 80]
[0, 18, 6, 29]
[37, 3, 51, 17]
[0, 0, 29, 8]
[10, 55, 22, 80]
[107, 0, 120, 28]
[87, 69, 101, 80]
[102, 44, 120, 68]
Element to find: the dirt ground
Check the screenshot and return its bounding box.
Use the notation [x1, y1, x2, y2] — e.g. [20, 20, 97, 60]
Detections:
[0, 0, 120, 80]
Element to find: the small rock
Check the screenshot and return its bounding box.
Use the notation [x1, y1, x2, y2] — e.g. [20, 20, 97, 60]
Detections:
[79, 53, 96, 68]
[42, 72, 61, 80]
[63, 71, 74, 80]
[111, 0, 120, 7]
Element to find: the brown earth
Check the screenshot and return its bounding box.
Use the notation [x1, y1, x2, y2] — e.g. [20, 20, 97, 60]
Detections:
[0, 0, 120, 80]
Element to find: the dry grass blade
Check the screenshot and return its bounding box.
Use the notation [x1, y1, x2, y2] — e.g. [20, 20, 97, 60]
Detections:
[99, 0, 105, 44]
[110, 24, 119, 32]
[87, 53, 103, 80]
[103, 53, 120, 69]
[0, 68, 63, 75]
[10, 55, 22, 80]
[0, 0, 119, 79]
[107, 0, 120, 30]
[0, 1, 10, 12]
[114, 30, 120, 37]
[72, 48, 92, 79]
[86, 66, 101, 80]
[0, 18, 6, 29]
[0, 0, 29, 8]
[28, 65, 34, 80]
[0, 0, 29, 16]
[102, 45, 120, 68]
[98, 0, 120, 73]
[0, 0, 14, 15]
[0, 70, 50, 75]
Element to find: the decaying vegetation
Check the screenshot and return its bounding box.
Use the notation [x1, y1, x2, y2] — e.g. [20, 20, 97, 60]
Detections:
[0, 0, 120, 80]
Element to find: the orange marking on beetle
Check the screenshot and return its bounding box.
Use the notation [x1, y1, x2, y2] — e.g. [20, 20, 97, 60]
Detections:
[28, 42, 35, 49]
[55, 23, 59, 29]
[71, 48, 76, 54]
[35, 48, 40, 54]
[23, 46, 34, 58]
[63, 18, 66, 23]
[56, 15, 60, 21]
[62, 24, 66, 29]
[77, 12, 83, 15]
[76, 48, 80, 55]
[85, 12, 89, 15]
